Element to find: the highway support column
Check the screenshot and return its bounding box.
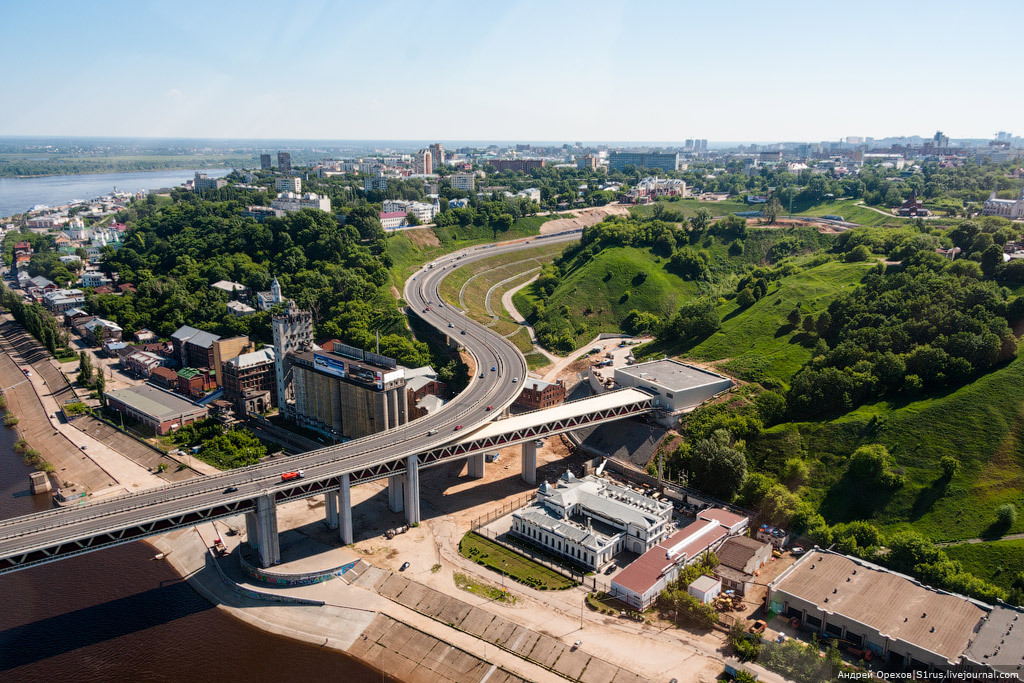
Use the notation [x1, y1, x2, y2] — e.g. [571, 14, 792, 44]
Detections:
[247, 493, 281, 567]
[467, 452, 485, 479]
[388, 474, 405, 513]
[521, 440, 538, 486]
[325, 489, 339, 529]
[339, 473, 353, 545]
[404, 454, 421, 525]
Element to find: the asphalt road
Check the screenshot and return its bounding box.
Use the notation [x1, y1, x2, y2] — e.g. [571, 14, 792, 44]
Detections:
[0, 231, 582, 570]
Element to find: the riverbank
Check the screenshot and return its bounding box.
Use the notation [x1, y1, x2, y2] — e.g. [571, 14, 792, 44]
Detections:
[0, 167, 231, 219]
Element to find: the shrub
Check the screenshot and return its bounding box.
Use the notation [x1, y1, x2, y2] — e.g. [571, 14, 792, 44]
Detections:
[996, 504, 1018, 528]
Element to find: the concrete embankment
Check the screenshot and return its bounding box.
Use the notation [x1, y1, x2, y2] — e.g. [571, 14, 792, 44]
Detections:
[150, 525, 559, 683]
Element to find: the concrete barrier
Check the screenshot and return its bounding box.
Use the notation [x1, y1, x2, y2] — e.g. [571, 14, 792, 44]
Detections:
[239, 543, 359, 587]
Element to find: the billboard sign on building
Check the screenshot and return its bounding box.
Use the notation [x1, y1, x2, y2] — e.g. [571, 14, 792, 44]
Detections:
[313, 353, 346, 379]
[365, 351, 397, 370]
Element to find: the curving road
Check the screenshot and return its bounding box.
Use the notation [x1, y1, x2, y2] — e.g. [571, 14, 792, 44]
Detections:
[0, 231, 582, 573]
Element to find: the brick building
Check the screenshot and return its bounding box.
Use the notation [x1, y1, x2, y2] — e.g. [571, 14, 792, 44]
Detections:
[514, 378, 565, 409]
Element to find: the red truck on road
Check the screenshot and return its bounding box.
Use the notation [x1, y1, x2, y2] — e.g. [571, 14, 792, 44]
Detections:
[281, 470, 305, 481]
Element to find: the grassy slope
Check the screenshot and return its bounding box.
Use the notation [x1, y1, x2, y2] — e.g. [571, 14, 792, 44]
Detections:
[944, 540, 1024, 590]
[690, 260, 874, 387]
[387, 215, 552, 291]
[795, 199, 908, 227]
[756, 351, 1024, 542]
[542, 246, 699, 333]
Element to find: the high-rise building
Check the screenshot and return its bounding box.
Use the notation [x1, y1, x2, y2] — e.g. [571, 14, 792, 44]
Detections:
[270, 192, 331, 213]
[272, 300, 315, 419]
[576, 154, 597, 170]
[450, 172, 475, 191]
[685, 139, 694, 149]
[363, 174, 388, 192]
[415, 149, 432, 175]
[429, 143, 446, 167]
[260, 154, 272, 170]
[933, 131, 949, 148]
[277, 151, 291, 173]
[290, 343, 408, 440]
[608, 152, 679, 172]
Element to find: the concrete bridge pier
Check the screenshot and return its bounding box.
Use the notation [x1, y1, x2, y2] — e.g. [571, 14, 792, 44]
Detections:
[404, 454, 421, 525]
[521, 440, 539, 486]
[339, 473, 353, 545]
[247, 493, 281, 567]
[388, 474, 405, 513]
[467, 453, 485, 479]
[324, 489, 340, 529]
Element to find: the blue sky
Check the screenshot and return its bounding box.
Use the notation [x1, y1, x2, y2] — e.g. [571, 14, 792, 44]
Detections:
[2, 0, 1021, 142]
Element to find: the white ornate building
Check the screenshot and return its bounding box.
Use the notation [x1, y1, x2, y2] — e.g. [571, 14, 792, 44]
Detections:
[982, 187, 1024, 220]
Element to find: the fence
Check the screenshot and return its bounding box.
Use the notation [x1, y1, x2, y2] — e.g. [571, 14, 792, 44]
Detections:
[469, 490, 536, 531]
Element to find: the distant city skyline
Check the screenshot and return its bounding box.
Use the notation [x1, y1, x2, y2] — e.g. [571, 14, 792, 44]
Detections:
[3, 0, 1022, 142]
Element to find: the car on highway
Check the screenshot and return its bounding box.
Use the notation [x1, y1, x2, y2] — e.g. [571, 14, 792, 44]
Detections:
[448, 322, 454, 328]
[479, 373, 484, 378]
[281, 470, 305, 481]
[427, 428, 438, 435]
[512, 377, 518, 383]
[486, 405, 493, 411]
[491, 366, 496, 371]
[224, 486, 238, 494]
[460, 330, 466, 335]
[454, 424, 463, 430]
[400, 562, 410, 572]
[423, 306, 430, 312]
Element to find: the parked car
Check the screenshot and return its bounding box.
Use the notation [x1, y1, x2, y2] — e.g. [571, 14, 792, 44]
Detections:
[400, 562, 410, 572]
[748, 619, 767, 635]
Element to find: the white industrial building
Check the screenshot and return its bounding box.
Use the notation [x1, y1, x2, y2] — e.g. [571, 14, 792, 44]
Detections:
[510, 472, 673, 571]
[614, 359, 733, 414]
[382, 199, 439, 224]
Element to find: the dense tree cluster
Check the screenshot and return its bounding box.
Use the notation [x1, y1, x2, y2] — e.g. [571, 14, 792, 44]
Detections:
[93, 191, 431, 367]
[787, 265, 1018, 416]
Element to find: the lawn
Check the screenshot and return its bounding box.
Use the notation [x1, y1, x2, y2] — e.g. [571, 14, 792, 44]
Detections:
[795, 199, 909, 228]
[458, 532, 576, 590]
[944, 540, 1024, 591]
[516, 246, 699, 349]
[688, 259, 874, 386]
[630, 198, 752, 220]
[751, 349, 1024, 543]
[453, 571, 517, 604]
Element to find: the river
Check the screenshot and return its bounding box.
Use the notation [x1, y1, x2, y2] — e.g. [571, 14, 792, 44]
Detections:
[0, 426, 386, 682]
[0, 168, 233, 219]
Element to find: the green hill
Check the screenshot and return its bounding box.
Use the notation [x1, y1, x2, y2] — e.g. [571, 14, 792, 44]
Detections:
[688, 260, 875, 386]
[751, 350, 1024, 542]
[514, 246, 699, 347]
[944, 540, 1024, 591]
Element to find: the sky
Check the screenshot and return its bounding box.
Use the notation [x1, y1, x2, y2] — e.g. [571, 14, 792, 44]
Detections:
[2, 0, 1021, 143]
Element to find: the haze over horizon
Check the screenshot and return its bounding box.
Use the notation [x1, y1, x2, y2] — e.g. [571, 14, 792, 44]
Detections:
[2, 0, 1021, 142]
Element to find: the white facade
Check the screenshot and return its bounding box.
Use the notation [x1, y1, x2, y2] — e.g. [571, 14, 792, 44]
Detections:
[982, 187, 1024, 219]
[510, 472, 673, 570]
[382, 199, 439, 224]
[275, 177, 301, 193]
[270, 192, 331, 213]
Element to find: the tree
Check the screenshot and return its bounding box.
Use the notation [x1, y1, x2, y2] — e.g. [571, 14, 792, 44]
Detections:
[404, 211, 420, 227]
[787, 307, 802, 327]
[763, 197, 783, 224]
[94, 370, 106, 404]
[77, 351, 94, 386]
[736, 288, 756, 308]
[494, 213, 515, 233]
[754, 390, 787, 426]
[940, 455, 960, 478]
[688, 429, 747, 499]
[690, 208, 712, 233]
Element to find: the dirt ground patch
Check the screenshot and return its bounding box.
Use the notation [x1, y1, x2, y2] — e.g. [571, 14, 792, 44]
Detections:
[539, 205, 630, 235]
[404, 227, 442, 248]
